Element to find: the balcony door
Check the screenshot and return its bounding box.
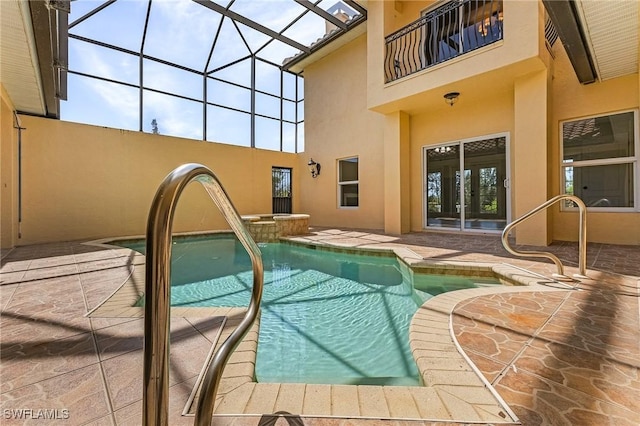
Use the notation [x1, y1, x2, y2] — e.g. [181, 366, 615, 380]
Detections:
[424, 135, 509, 231]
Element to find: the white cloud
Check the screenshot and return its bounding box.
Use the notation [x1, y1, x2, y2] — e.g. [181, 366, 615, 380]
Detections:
[71, 43, 138, 120]
[64, 0, 310, 143]
[143, 90, 203, 139]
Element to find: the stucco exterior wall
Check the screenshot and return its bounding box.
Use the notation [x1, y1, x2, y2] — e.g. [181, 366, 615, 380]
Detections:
[368, 0, 545, 114]
[384, 0, 434, 34]
[550, 43, 640, 245]
[3, 2, 638, 248]
[409, 88, 515, 232]
[11, 116, 299, 246]
[1, 85, 18, 250]
[302, 34, 386, 230]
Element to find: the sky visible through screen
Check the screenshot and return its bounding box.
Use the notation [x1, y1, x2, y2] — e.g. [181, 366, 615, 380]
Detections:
[61, 0, 360, 152]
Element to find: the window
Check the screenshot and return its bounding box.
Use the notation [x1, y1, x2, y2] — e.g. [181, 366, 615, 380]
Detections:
[424, 136, 507, 231]
[338, 157, 359, 207]
[561, 110, 638, 210]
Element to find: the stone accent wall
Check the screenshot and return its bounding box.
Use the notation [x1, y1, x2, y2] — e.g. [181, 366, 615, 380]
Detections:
[241, 214, 310, 243]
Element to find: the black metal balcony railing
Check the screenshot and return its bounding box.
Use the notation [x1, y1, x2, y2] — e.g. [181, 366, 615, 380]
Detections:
[385, 0, 504, 83]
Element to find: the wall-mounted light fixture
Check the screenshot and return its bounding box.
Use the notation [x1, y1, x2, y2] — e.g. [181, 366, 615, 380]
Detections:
[308, 158, 321, 178]
[444, 92, 460, 107]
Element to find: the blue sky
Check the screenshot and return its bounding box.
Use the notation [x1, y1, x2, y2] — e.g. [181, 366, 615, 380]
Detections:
[61, 0, 357, 152]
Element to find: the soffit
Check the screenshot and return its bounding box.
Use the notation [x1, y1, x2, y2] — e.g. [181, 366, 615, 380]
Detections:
[0, 0, 46, 115]
[575, 0, 638, 81]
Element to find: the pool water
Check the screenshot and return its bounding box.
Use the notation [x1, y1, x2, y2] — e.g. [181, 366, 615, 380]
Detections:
[120, 235, 497, 386]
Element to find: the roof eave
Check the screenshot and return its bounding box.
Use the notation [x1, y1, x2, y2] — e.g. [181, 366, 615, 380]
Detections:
[283, 15, 367, 74]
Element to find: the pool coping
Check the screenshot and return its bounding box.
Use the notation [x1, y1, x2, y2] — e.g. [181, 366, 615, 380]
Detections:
[85, 233, 574, 423]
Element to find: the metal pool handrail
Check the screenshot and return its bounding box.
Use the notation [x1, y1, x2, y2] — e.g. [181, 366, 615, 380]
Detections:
[501, 194, 587, 279]
[143, 163, 264, 426]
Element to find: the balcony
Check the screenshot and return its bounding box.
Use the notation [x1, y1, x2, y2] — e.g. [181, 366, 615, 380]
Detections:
[384, 0, 504, 83]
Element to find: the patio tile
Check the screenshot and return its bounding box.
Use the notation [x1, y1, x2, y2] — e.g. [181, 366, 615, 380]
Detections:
[514, 339, 640, 412]
[0, 331, 98, 393]
[0, 233, 638, 425]
[183, 316, 225, 344]
[100, 317, 214, 410]
[216, 383, 256, 414]
[1, 279, 92, 346]
[112, 377, 197, 426]
[79, 269, 136, 311]
[244, 383, 279, 415]
[1, 258, 32, 273]
[331, 385, 360, 417]
[451, 314, 530, 366]
[0, 282, 19, 310]
[302, 384, 332, 415]
[537, 293, 640, 365]
[80, 413, 115, 425]
[0, 271, 26, 285]
[273, 383, 305, 414]
[0, 364, 111, 426]
[89, 317, 139, 332]
[93, 318, 144, 361]
[357, 385, 390, 418]
[101, 350, 144, 411]
[28, 254, 78, 269]
[3, 276, 88, 326]
[382, 387, 420, 419]
[453, 292, 563, 336]
[496, 367, 640, 425]
[459, 351, 506, 383]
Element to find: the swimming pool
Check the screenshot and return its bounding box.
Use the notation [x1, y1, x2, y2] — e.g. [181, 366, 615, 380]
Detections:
[119, 234, 498, 386]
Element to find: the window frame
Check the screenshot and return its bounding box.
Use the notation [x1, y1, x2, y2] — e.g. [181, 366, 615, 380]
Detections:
[337, 156, 359, 209]
[559, 109, 639, 212]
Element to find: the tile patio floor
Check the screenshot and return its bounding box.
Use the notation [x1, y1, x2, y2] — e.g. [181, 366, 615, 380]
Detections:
[1, 228, 638, 425]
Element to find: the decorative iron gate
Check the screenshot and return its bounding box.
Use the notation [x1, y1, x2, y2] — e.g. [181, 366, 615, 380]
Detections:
[272, 167, 292, 214]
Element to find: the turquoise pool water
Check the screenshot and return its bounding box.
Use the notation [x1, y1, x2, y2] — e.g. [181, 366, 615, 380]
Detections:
[120, 234, 497, 386]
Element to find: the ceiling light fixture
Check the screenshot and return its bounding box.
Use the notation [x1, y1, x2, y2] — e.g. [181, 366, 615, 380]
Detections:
[444, 92, 460, 106]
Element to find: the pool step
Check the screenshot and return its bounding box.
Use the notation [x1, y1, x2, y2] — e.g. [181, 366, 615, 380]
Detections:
[255, 376, 421, 387]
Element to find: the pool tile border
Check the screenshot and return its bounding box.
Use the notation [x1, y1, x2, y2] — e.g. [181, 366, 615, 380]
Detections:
[85, 235, 573, 423]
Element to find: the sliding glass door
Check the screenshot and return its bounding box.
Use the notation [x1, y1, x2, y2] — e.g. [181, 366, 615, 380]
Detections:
[425, 136, 508, 231]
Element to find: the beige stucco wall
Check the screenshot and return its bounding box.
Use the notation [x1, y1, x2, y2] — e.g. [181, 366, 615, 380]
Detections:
[550, 43, 640, 245]
[383, 0, 433, 34]
[10, 116, 299, 246]
[368, 0, 546, 114]
[301, 0, 638, 245]
[302, 34, 386, 230]
[3, 2, 637, 248]
[409, 87, 515, 232]
[1, 85, 18, 250]
[384, 111, 411, 234]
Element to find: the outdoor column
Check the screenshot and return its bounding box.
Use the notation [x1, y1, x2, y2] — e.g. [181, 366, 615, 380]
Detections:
[0, 86, 18, 249]
[513, 70, 550, 246]
[383, 111, 411, 234]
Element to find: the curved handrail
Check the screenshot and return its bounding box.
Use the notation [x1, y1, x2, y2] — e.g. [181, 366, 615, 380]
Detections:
[501, 194, 587, 279]
[143, 163, 264, 426]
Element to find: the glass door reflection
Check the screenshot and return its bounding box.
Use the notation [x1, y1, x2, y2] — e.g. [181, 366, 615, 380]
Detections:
[426, 137, 507, 231]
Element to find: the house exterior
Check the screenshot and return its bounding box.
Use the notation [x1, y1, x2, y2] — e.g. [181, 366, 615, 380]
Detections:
[296, 0, 639, 246]
[1, 0, 638, 249]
